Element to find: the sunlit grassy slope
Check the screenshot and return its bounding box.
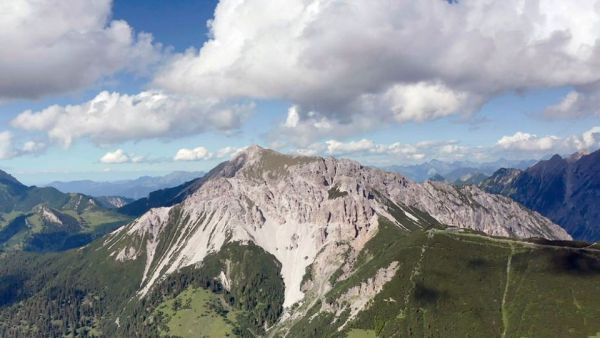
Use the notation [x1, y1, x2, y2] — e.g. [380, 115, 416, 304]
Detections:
[0, 191, 130, 252]
[154, 287, 239, 337]
[285, 218, 600, 338]
[0, 213, 598, 337]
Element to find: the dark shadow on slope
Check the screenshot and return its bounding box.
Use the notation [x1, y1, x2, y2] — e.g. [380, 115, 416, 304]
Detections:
[25, 232, 94, 252]
[551, 251, 600, 276]
[414, 282, 442, 305]
[0, 274, 28, 306]
[526, 238, 593, 249]
[466, 258, 492, 270]
[0, 215, 28, 244]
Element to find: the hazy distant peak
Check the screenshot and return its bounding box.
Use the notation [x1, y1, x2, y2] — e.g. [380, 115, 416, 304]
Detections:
[47, 171, 205, 199]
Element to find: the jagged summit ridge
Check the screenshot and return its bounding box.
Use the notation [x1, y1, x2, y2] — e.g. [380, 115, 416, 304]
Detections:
[480, 148, 600, 241]
[105, 147, 570, 307]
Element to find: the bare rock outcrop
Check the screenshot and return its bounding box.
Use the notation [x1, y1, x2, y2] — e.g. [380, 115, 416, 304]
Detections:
[104, 145, 570, 309]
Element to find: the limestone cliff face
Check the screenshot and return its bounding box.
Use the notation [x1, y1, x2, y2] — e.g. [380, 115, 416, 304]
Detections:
[104, 145, 570, 308]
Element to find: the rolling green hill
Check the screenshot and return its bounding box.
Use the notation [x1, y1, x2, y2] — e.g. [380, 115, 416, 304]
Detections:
[0, 170, 131, 252]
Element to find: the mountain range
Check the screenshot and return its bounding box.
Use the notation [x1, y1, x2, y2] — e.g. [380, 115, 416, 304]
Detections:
[0, 169, 130, 252]
[46, 171, 205, 200]
[480, 149, 600, 242]
[385, 158, 536, 183]
[0, 146, 598, 337]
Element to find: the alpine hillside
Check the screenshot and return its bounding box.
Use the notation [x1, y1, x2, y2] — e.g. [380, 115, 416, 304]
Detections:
[0, 147, 598, 338]
[480, 149, 600, 241]
[105, 145, 568, 307]
[0, 169, 131, 251]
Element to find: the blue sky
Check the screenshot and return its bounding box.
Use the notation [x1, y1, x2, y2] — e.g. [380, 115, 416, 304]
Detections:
[1, 0, 600, 185]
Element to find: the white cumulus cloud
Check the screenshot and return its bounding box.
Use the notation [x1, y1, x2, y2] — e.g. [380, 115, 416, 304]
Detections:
[0, 0, 162, 100]
[100, 149, 131, 164]
[542, 83, 600, 119]
[21, 141, 46, 154]
[326, 139, 375, 155]
[496, 126, 600, 155]
[174, 145, 247, 161]
[154, 0, 600, 144]
[363, 82, 478, 123]
[174, 147, 211, 161]
[0, 132, 46, 159]
[497, 132, 560, 152]
[11, 91, 252, 147]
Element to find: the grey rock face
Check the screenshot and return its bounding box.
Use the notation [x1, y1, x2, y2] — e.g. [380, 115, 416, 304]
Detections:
[106, 146, 569, 309]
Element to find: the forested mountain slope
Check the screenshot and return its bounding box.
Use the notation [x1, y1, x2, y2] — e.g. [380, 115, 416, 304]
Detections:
[0, 147, 596, 338]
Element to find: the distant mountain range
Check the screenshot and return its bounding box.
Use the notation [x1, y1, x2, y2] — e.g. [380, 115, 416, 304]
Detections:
[46, 171, 205, 199]
[117, 161, 249, 217]
[385, 158, 536, 183]
[480, 150, 600, 241]
[0, 169, 130, 252]
[0, 146, 598, 338]
[1, 146, 597, 338]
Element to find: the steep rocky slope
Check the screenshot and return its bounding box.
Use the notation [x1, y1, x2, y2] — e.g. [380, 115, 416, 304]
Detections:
[480, 150, 600, 241]
[0, 147, 598, 338]
[104, 146, 568, 309]
[94, 196, 133, 209]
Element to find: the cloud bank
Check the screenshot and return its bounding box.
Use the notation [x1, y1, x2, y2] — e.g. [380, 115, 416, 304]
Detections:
[12, 91, 252, 146]
[174, 146, 245, 161]
[0, 0, 162, 100]
[6, 0, 600, 162]
[294, 126, 600, 165]
[154, 0, 600, 144]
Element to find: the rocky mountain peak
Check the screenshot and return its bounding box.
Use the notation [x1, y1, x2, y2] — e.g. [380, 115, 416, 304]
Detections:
[547, 154, 565, 165]
[568, 150, 588, 162]
[228, 144, 268, 168]
[106, 147, 570, 308]
[223, 145, 323, 180]
[239, 144, 265, 157]
[480, 148, 600, 241]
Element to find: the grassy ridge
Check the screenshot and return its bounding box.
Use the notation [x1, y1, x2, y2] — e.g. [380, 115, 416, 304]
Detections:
[0, 174, 131, 252]
[286, 218, 600, 338]
[0, 193, 131, 252]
